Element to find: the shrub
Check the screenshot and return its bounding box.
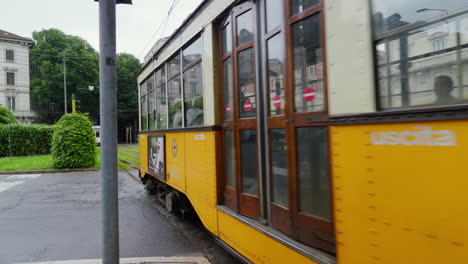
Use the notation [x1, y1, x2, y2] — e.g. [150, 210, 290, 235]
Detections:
[51, 113, 96, 168]
[0, 124, 54, 157]
[0, 105, 17, 125]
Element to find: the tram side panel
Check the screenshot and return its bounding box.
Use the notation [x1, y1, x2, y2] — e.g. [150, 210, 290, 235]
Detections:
[331, 120, 468, 264]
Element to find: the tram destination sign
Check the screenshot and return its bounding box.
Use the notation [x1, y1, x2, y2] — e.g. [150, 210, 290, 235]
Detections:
[148, 135, 166, 180]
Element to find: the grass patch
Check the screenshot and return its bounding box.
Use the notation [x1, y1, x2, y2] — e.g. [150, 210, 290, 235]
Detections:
[0, 146, 139, 171]
[0, 155, 53, 171]
[118, 146, 139, 166]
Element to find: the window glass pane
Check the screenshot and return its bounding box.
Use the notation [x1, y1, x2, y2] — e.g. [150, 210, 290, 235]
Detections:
[147, 90, 156, 130]
[377, 14, 468, 109]
[223, 58, 234, 120]
[222, 24, 232, 55]
[6, 50, 14, 61]
[238, 48, 256, 118]
[183, 37, 202, 68]
[168, 77, 182, 128]
[291, 0, 320, 16]
[237, 10, 254, 46]
[168, 54, 181, 78]
[266, 0, 283, 32]
[156, 66, 167, 129]
[140, 80, 147, 96]
[224, 130, 236, 188]
[184, 63, 204, 127]
[7, 72, 15, 85]
[140, 96, 147, 131]
[296, 127, 331, 220]
[270, 129, 288, 207]
[240, 130, 258, 195]
[371, 0, 468, 35]
[292, 14, 325, 113]
[267, 33, 285, 116]
[147, 75, 154, 92]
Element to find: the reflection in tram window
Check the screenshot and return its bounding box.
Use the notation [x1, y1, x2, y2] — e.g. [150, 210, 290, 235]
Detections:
[270, 129, 288, 207]
[267, 33, 285, 116]
[155, 66, 167, 129]
[147, 75, 155, 130]
[184, 63, 204, 127]
[222, 24, 232, 55]
[266, 0, 284, 32]
[291, 0, 320, 16]
[375, 13, 468, 109]
[240, 130, 258, 196]
[224, 130, 236, 188]
[296, 127, 331, 220]
[238, 48, 256, 118]
[223, 58, 234, 120]
[372, 0, 468, 35]
[140, 80, 148, 131]
[292, 14, 325, 113]
[237, 10, 254, 46]
[182, 37, 202, 68]
[168, 78, 182, 128]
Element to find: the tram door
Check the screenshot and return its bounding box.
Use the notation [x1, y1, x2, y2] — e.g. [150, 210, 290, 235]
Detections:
[222, 1, 260, 218]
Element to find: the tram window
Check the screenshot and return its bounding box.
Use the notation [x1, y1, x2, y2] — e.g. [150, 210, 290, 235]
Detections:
[183, 37, 202, 68]
[270, 129, 288, 207]
[238, 48, 256, 118]
[183, 63, 204, 127]
[224, 130, 236, 188]
[292, 14, 325, 113]
[223, 58, 234, 120]
[267, 33, 285, 116]
[222, 24, 232, 55]
[265, 0, 283, 32]
[240, 130, 258, 195]
[155, 66, 167, 129]
[168, 54, 181, 79]
[147, 75, 156, 130]
[296, 127, 331, 220]
[140, 96, 148, 131]
[375, 13, 468, 109]
[371, 0, 468, 36]
[291, 0, 320, 16]
[168, 76, 182, 128]
[237, 10, 254, 46]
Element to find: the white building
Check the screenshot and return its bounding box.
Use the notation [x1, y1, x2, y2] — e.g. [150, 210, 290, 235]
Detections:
[0, 29, 35, 124]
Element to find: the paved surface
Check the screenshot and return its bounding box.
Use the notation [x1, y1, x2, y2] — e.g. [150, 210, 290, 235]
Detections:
[0, 170, 239, 264]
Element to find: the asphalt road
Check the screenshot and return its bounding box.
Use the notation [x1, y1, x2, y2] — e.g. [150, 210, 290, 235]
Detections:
[0, 171, 239, 264]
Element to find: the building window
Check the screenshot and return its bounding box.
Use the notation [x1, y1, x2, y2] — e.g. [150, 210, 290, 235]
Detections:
[6, 72, 15, 85]
[433, 39, 445, 51]
[372, 1, 468, 109]
[6, 50, 14, 62]
[7, 96, 15, 111]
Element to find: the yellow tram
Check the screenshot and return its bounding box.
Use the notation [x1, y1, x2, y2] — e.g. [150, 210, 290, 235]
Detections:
[137, 0, 468, 263]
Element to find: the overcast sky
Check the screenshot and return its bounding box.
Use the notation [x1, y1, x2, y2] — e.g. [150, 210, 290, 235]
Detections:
[2, 0, 203, 62]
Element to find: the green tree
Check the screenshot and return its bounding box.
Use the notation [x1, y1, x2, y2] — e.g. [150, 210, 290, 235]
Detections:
[116, 53, 141, 142]
[0, 105, 17, 125]
[30, 28, 99, 124]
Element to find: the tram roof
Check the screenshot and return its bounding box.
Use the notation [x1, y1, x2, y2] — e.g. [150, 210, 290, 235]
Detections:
[139, 0, 210, 75]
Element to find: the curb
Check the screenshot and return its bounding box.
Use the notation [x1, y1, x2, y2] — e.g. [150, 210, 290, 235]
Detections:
[0, 168, 100, 175]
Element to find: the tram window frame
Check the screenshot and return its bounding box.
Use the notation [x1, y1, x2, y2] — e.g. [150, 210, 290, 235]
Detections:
[371, 1, 468, 110]
[217, 0, 335, 254]
[140, 79, 148, 131]
[182, 36, 204, 127]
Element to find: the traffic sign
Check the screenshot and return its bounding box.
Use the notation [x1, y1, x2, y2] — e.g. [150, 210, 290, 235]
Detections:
[303, 87, 316, 102]
[273, 95, 281, 108]
[226, 104, 232, 114]
[243, 100, 253, 112]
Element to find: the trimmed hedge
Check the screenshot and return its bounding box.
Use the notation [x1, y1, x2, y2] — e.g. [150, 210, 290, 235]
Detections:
[51, 113, 96, 168]
[0, 105, 17, 125]
[0, 124, 54, 157]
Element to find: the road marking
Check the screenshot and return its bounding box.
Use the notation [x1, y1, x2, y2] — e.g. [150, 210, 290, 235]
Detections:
[0, 174, 41, 193]
[13, 256, 210, 264]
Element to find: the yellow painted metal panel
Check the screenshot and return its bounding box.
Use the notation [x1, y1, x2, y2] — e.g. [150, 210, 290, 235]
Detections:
[218, 210, 319, 264]
[139, 133, 148, 172]
[332, 120, 468, 264]
[185, 131, 219, 235]
[165, 133, 186, 192]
